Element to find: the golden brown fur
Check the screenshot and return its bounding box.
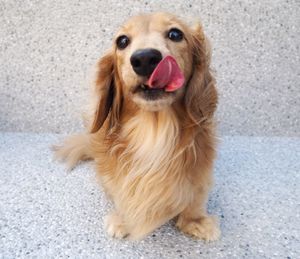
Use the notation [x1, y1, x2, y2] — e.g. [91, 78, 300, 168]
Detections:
[54, 12, 220, 241]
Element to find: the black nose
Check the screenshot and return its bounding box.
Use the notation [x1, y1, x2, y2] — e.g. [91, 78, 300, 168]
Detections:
[130, 48, 162, 77]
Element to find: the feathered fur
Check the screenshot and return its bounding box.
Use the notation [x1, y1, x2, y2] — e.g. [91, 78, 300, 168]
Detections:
[54, 12, 220, 241]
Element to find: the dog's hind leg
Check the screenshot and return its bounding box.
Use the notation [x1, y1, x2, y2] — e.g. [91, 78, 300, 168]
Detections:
[52, 133, 94, 170]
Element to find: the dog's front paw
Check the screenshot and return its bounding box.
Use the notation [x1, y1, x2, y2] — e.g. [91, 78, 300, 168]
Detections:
[176, 215, 221, 242]
[104, 212, 129, 239]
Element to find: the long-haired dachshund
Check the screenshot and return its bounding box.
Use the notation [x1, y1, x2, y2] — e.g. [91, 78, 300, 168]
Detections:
[54, 12, 220, 241]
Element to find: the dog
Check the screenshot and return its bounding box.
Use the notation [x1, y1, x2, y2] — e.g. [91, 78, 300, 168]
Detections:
[54, 12, 220, 241]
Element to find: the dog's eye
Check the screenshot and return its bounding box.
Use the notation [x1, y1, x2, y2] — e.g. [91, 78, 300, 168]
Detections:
[116, 35, 130, 50]
[168, 28, 183, 42]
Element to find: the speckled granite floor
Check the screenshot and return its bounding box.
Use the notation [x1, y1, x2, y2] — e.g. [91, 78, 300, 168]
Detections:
[0, 133, 299, 258]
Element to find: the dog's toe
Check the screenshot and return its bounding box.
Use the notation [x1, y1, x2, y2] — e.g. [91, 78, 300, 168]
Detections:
[104, 212, 129, 239]
[176, 215, 221, 242]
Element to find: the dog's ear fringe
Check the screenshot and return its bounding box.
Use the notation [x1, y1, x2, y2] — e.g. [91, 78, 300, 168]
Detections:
[184, 23, 218, 127]
[90, 50, 120, 134]
[90, 80, 114, 133]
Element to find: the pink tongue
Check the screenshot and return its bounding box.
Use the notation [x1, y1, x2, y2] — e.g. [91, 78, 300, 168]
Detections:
[147, 55, 185, 92]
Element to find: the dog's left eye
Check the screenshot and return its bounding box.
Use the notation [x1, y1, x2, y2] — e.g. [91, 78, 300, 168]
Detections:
[116, 35, 130, 50]
[168, 28, 184, 42]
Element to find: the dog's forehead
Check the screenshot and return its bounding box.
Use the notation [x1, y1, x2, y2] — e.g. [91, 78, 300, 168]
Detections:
[117, 13, 184, 36]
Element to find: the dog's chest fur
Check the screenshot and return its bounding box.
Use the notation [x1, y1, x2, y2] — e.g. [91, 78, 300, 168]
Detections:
[95, 109, 197, 223]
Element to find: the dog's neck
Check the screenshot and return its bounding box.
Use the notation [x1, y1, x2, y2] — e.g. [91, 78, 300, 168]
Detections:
[122, 108, 180, 152]
[108, 107, 197, 179]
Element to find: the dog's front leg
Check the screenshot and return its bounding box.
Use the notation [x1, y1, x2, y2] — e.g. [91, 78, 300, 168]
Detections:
[176, 186, 221, 241]
[104, 208, 182, 240]
[104, 211, 129, 239]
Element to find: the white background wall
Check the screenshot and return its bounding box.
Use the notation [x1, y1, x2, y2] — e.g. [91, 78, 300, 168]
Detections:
[1, 0, 299, 136]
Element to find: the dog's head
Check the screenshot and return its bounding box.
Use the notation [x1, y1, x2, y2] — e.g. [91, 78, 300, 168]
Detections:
[90, 12, 217, 133]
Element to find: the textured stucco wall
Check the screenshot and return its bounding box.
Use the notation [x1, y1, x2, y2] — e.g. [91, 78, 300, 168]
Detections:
[0, 0, 299, 136]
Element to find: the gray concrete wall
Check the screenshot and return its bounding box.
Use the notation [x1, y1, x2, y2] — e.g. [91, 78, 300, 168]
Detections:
[0, 0, 299, 136]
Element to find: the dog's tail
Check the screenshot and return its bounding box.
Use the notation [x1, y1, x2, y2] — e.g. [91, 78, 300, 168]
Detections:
[52, 133, 94, 170]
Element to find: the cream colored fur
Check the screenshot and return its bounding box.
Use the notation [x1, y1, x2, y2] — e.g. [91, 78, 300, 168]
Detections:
[54, 12, 220, 241]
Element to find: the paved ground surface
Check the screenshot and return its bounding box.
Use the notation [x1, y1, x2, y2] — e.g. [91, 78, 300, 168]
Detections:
[0, 132, 299, 258]
[1, 0, 299, 136]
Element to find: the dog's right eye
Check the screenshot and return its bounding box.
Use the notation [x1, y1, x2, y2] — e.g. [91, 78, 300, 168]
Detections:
[168, 28, 184, 42]
[116, 35, 130, 50]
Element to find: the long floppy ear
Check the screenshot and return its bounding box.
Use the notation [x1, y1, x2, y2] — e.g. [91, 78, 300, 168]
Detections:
[90, 50, 121, 133]
[184, 23, 218, 126]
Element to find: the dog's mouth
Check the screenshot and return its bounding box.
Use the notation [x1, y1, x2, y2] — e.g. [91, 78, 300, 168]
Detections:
[133, 84, 172, 100]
